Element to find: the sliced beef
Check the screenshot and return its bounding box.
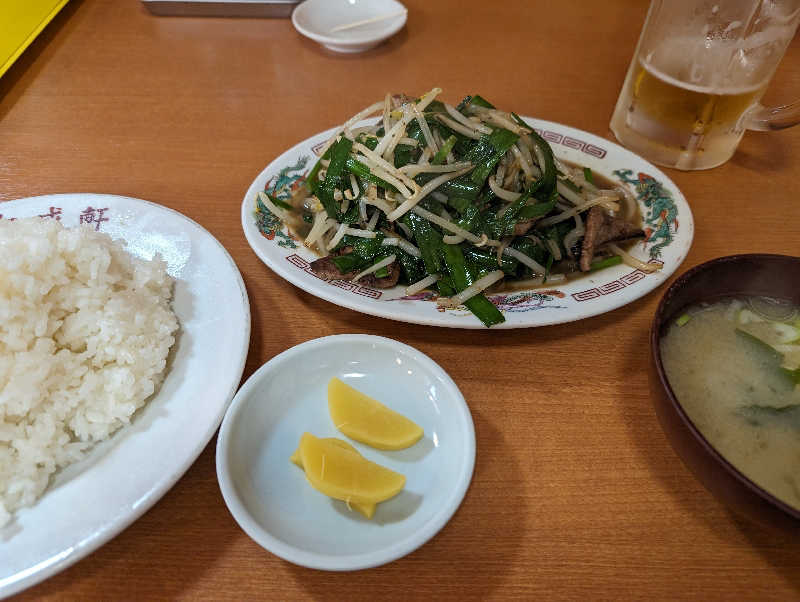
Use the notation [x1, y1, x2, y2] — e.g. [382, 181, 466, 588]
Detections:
[513, 218, 538, 236]
[307, 245, 354, 278]
[309, 256, 355, 280]
[362, 261, 401, 289]
[579, 206, 644, 272]
[309, 254, 400, 289]
[391, 94, 414, 109]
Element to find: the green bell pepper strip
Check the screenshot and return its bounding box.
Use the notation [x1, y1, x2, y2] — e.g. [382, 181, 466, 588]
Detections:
[511, 113, 557, 199]
[464, 293, 505, 327]
[464, 128, 520, 187]
[436, 274, 457, 297]
[404, 212, 504, 326]
[393, 144, 416, 168]
[558, 175, 581, 194]
[329, 233, 386, 274]
[403, 212, 443, 274]
[403, 212, 455, 297]
[495, 183, 554, 237]
[403, 119, 427, 146]
[344, 156, 399, 192]
[510, 237, 549, 274]
[306, 146, 332, 195]
[414, 126, 518, 203]
[258, 191, 291, 212]
[413, 171, 483, 202]
[318, 136, 353, 219]
[432, 135, 457, 165]
[589, 255, 623, 272]
[455, 204, 480, 233]
[355, 133, 379, 151]
[395, 249, 426, 284]
[541, 220, 575, 258]
[440, 243, 505, 327]
[517, 191, 558, 220]
[338, 199, 362, 225]
[456, 94, 495, 112]
[422, 99, 448, 115]
[432, 119, 478, 158]
[463, 246, 518, 275]
[447, 195, 473, 214]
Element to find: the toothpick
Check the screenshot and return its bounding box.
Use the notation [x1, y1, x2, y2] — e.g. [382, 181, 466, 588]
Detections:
[329, 9, 408, 33]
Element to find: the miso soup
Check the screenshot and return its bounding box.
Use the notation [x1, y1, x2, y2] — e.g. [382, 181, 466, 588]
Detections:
[660, 296, 800, 511]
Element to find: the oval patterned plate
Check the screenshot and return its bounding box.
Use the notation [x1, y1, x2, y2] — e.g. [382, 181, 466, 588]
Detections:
[241, 117, 693, 328]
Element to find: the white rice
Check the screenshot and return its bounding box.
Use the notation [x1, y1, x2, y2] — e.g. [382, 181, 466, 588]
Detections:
[0, 218, 179, 526]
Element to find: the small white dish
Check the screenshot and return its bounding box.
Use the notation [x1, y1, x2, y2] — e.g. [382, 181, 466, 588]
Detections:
[291, 0, 407, 53]
[216, 334, 475, 570]
[0, 194, 250, 597]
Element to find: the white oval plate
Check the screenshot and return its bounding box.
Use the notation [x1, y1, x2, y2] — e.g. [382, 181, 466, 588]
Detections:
[216, 334, 475, 571]
[242, 117, 694, 329]
[0, 194, 250, 597]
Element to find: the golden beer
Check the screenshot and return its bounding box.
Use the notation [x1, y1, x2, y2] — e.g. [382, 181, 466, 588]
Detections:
[611, 56, 768, 170]
[610, 0, 800, 170]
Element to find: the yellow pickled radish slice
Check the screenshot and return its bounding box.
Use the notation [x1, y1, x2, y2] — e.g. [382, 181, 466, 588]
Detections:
[297, 432, 405, 506]
[290, 437, 376, 518]
[328, 377, 423, 450]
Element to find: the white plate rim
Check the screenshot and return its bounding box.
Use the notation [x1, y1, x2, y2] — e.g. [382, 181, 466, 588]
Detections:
[215, 333, 476, 571]
[241, 116, 694, 329]
[0, 193, 251, 598]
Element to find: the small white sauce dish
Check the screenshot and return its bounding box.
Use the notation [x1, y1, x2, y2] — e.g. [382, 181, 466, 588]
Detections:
[291, 0, 408, 53]
[215, 334, 475, 570]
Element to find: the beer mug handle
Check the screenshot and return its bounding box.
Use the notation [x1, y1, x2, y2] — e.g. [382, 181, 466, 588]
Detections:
[745, 100, 800, 132]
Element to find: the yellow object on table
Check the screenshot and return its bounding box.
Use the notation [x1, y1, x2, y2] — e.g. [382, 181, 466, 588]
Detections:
[290, 437, 377, 518]
[294, 432, 406, 506]
[328, 377, 424, 450]
[0, 0, 69, 79]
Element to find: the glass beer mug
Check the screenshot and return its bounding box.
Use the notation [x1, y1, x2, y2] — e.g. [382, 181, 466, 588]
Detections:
[610, 0, 800, 170]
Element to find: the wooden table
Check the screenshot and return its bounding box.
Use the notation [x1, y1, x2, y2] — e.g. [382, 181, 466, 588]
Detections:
[2, 0, 799, 599]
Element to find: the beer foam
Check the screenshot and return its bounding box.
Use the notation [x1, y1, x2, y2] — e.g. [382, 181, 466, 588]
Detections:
[640, 34, 776, 96]
[639, 58, 766, 97]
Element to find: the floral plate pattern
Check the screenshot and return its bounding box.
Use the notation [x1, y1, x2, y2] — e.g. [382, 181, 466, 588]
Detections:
[241, 117, 693, 328]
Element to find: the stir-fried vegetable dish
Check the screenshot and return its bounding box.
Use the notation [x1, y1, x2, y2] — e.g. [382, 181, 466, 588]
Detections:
[258, 88, 654, 326]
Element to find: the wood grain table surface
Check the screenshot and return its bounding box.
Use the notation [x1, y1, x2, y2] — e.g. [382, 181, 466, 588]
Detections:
[2, 0, 800, 599]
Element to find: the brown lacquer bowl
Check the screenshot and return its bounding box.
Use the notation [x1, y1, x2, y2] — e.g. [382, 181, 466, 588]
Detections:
[650, 254, 800, 531]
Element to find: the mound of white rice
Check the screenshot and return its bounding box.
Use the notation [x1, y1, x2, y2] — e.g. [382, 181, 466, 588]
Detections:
[0, 218, 179, 526]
